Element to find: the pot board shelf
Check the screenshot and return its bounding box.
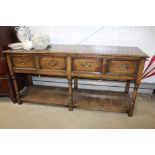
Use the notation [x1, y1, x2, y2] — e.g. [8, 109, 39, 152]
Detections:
[20, 85, 130, 113]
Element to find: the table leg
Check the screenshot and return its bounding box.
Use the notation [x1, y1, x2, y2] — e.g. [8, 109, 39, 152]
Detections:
[12, 75, 22, 104]
[125, 80, 130, 93]
[27, 75, 33, 86]
[74, 78, 78, 89]
[7, 76, 17, 103]
[6, 54, 22, 104]
[67, 56, 73, 111]
[68, 79, 73, 111]
[128, 83, 139, 117]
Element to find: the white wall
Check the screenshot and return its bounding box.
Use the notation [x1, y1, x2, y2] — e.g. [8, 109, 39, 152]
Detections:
[30, 26, 155, 83]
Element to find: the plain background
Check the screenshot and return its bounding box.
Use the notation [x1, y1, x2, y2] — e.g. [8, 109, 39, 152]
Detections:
[0, 0, 155, 155]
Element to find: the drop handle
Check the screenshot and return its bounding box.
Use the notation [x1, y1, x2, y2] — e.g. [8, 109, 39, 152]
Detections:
[81, 62, 91, 68]
[118, 64, 129, 70]
[19, 59, 26, 65]
[48, 60, 57, 66]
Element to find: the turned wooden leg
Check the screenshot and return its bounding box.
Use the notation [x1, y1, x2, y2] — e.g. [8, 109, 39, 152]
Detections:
[7, 76, 17, 103]
[125, 80, 130, 93]
[12, 76, 22, 105]
[68, 79, 73, 111]
[6, 54, 22, 105]
[27, 75, 33, 86]
[74, 78, 78, 89]
[67, 56, 73, 111]
[128, 83, 139, 117]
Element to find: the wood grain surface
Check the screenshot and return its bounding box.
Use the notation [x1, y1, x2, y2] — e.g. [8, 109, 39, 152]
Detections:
[4, 44, 149, 58]
[3, 45, 148, 116]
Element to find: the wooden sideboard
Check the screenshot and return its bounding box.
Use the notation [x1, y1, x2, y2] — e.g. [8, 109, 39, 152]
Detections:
[3, 45, 149, 116]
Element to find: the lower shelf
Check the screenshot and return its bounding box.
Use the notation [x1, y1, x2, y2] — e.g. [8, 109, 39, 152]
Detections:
[21, 85, 131, 113]
[21, 86, 69, 106]
[74, 89, 130, 112]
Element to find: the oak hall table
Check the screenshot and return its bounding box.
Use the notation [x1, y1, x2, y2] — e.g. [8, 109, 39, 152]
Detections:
[3, 45, 149, 116]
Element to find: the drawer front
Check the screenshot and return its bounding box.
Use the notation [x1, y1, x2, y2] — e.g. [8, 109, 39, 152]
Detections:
[12, 55, 35, 69]
[107, 60, 138, 75]
[73, 58, 101, 72]
[39, 57, 66, 70]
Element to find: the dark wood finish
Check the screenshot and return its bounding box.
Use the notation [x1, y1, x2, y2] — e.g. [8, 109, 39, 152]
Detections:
[0, 26, 29, 102]
[27, 75, 33, 86]
[0, 26, 17, 102]
[74, 78, 78, 89]
[125, 80, 130, 93]
[4, 45, 149, 116]
[0, 78, 9, 94]
[0, 57, 7, 75]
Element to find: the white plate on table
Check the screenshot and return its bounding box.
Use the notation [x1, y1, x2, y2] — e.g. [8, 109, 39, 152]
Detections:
[8, 42, 23, 50]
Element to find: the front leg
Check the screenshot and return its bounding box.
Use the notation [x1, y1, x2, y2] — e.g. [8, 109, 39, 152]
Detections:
[68, 79, 73, 111]
[6, 54, 22, 105]
[12, 76, 22, 105]
[67, 56, 73, 111]
[128, 83, 139, 117]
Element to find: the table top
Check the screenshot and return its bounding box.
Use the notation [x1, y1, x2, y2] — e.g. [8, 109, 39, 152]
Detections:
[4, 44, 149, 58]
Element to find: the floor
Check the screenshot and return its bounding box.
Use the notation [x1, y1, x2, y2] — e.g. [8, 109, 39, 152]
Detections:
[0, 94, 155, 129]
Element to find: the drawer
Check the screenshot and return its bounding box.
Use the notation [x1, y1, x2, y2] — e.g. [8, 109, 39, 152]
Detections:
[12, 55, 35, 69]
[107, 60, 138, 75]
[73, 58, 101, 72]
[39, 56, 66, 70]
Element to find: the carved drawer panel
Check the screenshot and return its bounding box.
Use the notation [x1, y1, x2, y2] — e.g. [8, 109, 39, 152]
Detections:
[107, 60, 138, 75]
[12, 55, 35, 69]
[39, 56, 66, 70]
[73, 58, 101, 72]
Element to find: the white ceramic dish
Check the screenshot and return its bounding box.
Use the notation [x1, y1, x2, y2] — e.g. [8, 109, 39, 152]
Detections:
[22, 41, 32, 50]
[8, 42, 23, 50]
[31, 33, 50, 50]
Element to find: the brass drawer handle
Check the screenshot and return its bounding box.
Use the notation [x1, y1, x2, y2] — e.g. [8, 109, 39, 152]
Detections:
[19, 59, 26, 65]
[81, 62, 91, 68]
[118, 64, 129, 70]
[48, 60, 57, 66]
